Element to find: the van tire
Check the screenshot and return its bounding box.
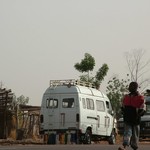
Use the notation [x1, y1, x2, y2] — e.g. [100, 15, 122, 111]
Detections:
[108, 130, 116, 145]
[84, 130, 91, 144]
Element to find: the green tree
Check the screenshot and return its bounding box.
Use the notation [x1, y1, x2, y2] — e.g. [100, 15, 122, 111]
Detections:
[94, 63, 109, 89]
[74, 53, 95, 81]
[106, 76, 129, 118]
[74, 53, 109, 89]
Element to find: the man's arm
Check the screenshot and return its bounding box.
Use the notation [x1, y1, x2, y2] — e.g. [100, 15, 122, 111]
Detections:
[138, 95, 146, 116]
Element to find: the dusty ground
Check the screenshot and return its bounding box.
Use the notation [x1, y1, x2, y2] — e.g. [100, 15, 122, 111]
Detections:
[0, 138, 43, 145]
[0, 134, 149, 145]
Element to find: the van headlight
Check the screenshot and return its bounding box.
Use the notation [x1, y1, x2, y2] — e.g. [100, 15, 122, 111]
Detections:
[145, 122, 150, 127]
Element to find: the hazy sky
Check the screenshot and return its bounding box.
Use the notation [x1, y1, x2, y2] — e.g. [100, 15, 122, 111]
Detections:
[0, 0, 150, 106]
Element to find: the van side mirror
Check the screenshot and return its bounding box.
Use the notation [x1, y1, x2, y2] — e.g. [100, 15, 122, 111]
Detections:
[108, 110, 114, 116]
[111, 110, 114, 116]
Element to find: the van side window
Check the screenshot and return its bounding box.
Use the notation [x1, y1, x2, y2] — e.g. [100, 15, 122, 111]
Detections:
[106, 101, 113, 111]
[106, 101, 113, 114]
[82, 98, 86, 109]
[106, 101, 109, 109]
[86, 98, 94, 110]
[62, 98, 74, 108]
[46, 98, 58, 108]
[96, 100, 105, 111]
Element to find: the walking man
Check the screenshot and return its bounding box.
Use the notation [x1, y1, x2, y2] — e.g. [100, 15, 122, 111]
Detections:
[118, 82, 145, 150]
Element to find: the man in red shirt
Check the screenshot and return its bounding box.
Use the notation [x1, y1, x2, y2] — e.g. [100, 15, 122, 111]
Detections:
[118, 82, 145, 150]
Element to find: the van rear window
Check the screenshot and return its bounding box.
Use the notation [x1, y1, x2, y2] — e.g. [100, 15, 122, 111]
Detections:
[46, 98, 58, 108]
[62, 98, 74, 108]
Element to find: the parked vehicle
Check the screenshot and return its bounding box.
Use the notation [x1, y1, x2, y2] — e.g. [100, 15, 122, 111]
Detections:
[40, 79, 116, 144]
[117, 96, 150, 139]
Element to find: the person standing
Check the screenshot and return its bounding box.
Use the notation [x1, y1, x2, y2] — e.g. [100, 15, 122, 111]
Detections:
[118, 82, 145, 150]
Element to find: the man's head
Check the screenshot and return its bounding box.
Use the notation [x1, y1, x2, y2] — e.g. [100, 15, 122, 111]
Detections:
[128, 82, 138, 93]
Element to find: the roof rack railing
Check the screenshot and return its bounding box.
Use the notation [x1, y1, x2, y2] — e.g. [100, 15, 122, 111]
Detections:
[49, 79, 96, 88]
[49, 79, 76, 87]
[75, 80, 95, 88]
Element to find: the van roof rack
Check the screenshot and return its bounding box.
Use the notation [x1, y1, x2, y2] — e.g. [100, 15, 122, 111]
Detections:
[49, 79, 96, 88]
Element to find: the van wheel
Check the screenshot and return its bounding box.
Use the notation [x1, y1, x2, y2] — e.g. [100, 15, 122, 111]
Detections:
[108, 130, 116, 145]
[84, 130, 91, 144]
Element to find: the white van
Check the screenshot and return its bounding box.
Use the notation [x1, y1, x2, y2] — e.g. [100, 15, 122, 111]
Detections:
[40, 79, 116, 144]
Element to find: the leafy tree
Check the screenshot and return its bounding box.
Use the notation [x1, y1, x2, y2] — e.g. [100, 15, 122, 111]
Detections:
[74, 53, 95, 72]
[13, 95, 29, 105]
[74, 53, 109, 89]
[94, 63, 109, 89]
[106, 75, 130, 118]
[74, 53, 95, 81]
[16, 95, 29, 105]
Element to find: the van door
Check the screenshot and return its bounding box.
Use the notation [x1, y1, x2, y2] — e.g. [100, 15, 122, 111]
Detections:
[105, 101, 114, 136]
[46, 95, 60, 130]
[96, 100, 107, 136]
[60, 94, 78, 129]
